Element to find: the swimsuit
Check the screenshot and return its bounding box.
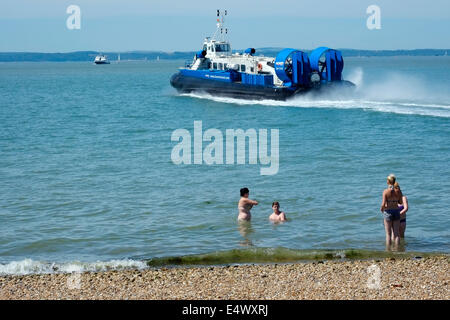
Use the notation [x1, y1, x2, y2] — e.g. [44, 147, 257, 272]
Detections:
[387, 199, 399, 206]
[383, 209, 401, 221]
[398, 205, 406, 223]
[383, 193, 401, 221]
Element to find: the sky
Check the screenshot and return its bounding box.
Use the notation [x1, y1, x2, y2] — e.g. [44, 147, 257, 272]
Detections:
[0, 0, 449, 52]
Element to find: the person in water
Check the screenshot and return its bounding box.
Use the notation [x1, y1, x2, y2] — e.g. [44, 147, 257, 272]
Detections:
[238, 187, 258, 221]
[391, 182, 409, 239]
[380, 174, 403, 248]
[269, 201, 287, 222]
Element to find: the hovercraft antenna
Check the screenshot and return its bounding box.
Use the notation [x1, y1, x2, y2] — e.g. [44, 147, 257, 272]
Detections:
[212, 9, 228, 42]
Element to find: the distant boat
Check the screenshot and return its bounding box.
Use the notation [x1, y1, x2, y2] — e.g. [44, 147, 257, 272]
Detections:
[117, 53, 121, 62]
[157, 56, 160, 61]
[94, 54, 110, 64]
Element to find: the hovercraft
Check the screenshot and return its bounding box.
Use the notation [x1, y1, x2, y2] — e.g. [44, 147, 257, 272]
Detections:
[94, 54, 110, 65]
[170, 10, 355, 101]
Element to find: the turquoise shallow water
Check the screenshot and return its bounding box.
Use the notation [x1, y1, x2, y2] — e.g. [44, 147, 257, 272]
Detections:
[0, 57, 449, 274]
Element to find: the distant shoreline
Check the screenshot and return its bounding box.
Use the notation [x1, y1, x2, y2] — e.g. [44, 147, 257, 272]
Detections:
[0, 49, 448, 62]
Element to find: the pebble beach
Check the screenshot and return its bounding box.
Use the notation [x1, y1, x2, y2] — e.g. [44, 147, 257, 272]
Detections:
[1, 256, 448, 300]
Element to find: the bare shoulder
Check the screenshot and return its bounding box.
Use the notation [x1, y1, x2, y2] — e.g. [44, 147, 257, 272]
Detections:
[239, 197, 248, 204]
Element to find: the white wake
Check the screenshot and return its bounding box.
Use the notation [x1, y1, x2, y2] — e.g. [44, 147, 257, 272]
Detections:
[179, 69, 450, 118]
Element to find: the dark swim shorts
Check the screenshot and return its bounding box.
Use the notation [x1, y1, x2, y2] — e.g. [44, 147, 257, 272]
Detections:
[383, 209, 401, 221]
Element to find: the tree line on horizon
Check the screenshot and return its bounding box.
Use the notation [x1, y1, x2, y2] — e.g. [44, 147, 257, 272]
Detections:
[0, 49, 448, 62]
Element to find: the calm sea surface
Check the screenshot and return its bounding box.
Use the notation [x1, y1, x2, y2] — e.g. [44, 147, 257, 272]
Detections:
[0, 57, 449, 274]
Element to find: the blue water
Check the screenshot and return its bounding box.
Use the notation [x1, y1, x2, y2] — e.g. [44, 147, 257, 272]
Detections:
[0, 57, 449, 274]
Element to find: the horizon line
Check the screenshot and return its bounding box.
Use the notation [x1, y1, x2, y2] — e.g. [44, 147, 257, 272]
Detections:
[1, 48, 449, 54]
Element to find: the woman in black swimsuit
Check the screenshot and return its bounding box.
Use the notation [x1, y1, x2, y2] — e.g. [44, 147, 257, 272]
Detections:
[393, 182, 408, 239]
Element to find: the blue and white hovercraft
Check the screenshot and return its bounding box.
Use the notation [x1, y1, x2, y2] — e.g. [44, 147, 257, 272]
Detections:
[170, 10, 355, 101]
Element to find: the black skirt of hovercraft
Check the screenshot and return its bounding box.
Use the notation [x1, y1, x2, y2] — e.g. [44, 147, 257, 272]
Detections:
[170, 68, 354, 101]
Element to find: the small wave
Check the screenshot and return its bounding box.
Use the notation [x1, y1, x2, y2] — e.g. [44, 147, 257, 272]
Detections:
[1, 249, 445, 275]
[146, 248, 442, 267]
[0, 259, 148, 276]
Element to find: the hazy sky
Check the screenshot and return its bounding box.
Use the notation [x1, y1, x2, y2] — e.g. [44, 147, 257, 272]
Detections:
[1, 0, 449, 52]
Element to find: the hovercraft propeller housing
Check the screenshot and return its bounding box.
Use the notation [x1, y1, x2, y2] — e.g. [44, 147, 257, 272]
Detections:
[309, 47, 344, 82]
[274, 48, 311, 87]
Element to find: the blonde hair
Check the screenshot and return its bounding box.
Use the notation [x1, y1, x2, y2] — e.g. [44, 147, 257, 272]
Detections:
[387, 174, 396, 185]
[394, 182, 400, 190]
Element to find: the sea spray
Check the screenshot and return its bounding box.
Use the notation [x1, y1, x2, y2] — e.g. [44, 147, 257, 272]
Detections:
[359, 72, 430, 102]
[179, 69, 450, 118]
[347, 67, 364, 89]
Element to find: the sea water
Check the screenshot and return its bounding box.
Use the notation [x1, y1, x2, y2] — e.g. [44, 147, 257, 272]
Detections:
[0, 57, 449, 274]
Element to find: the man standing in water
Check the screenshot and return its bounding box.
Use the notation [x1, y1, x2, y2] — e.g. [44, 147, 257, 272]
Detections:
[238, 187, 258, 221]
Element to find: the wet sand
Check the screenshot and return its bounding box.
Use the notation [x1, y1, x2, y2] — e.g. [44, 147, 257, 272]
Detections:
[0, 256, 448, 300]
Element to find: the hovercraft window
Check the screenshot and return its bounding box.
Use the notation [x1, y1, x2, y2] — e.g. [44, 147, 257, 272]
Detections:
[215, 44, 230, 52]
[213, 62, 217, 69]
[240, 65, 246, 72]
[218, 63, 223, 70]
[224, 63, 227, 70]
[250, 67, 254, 73]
